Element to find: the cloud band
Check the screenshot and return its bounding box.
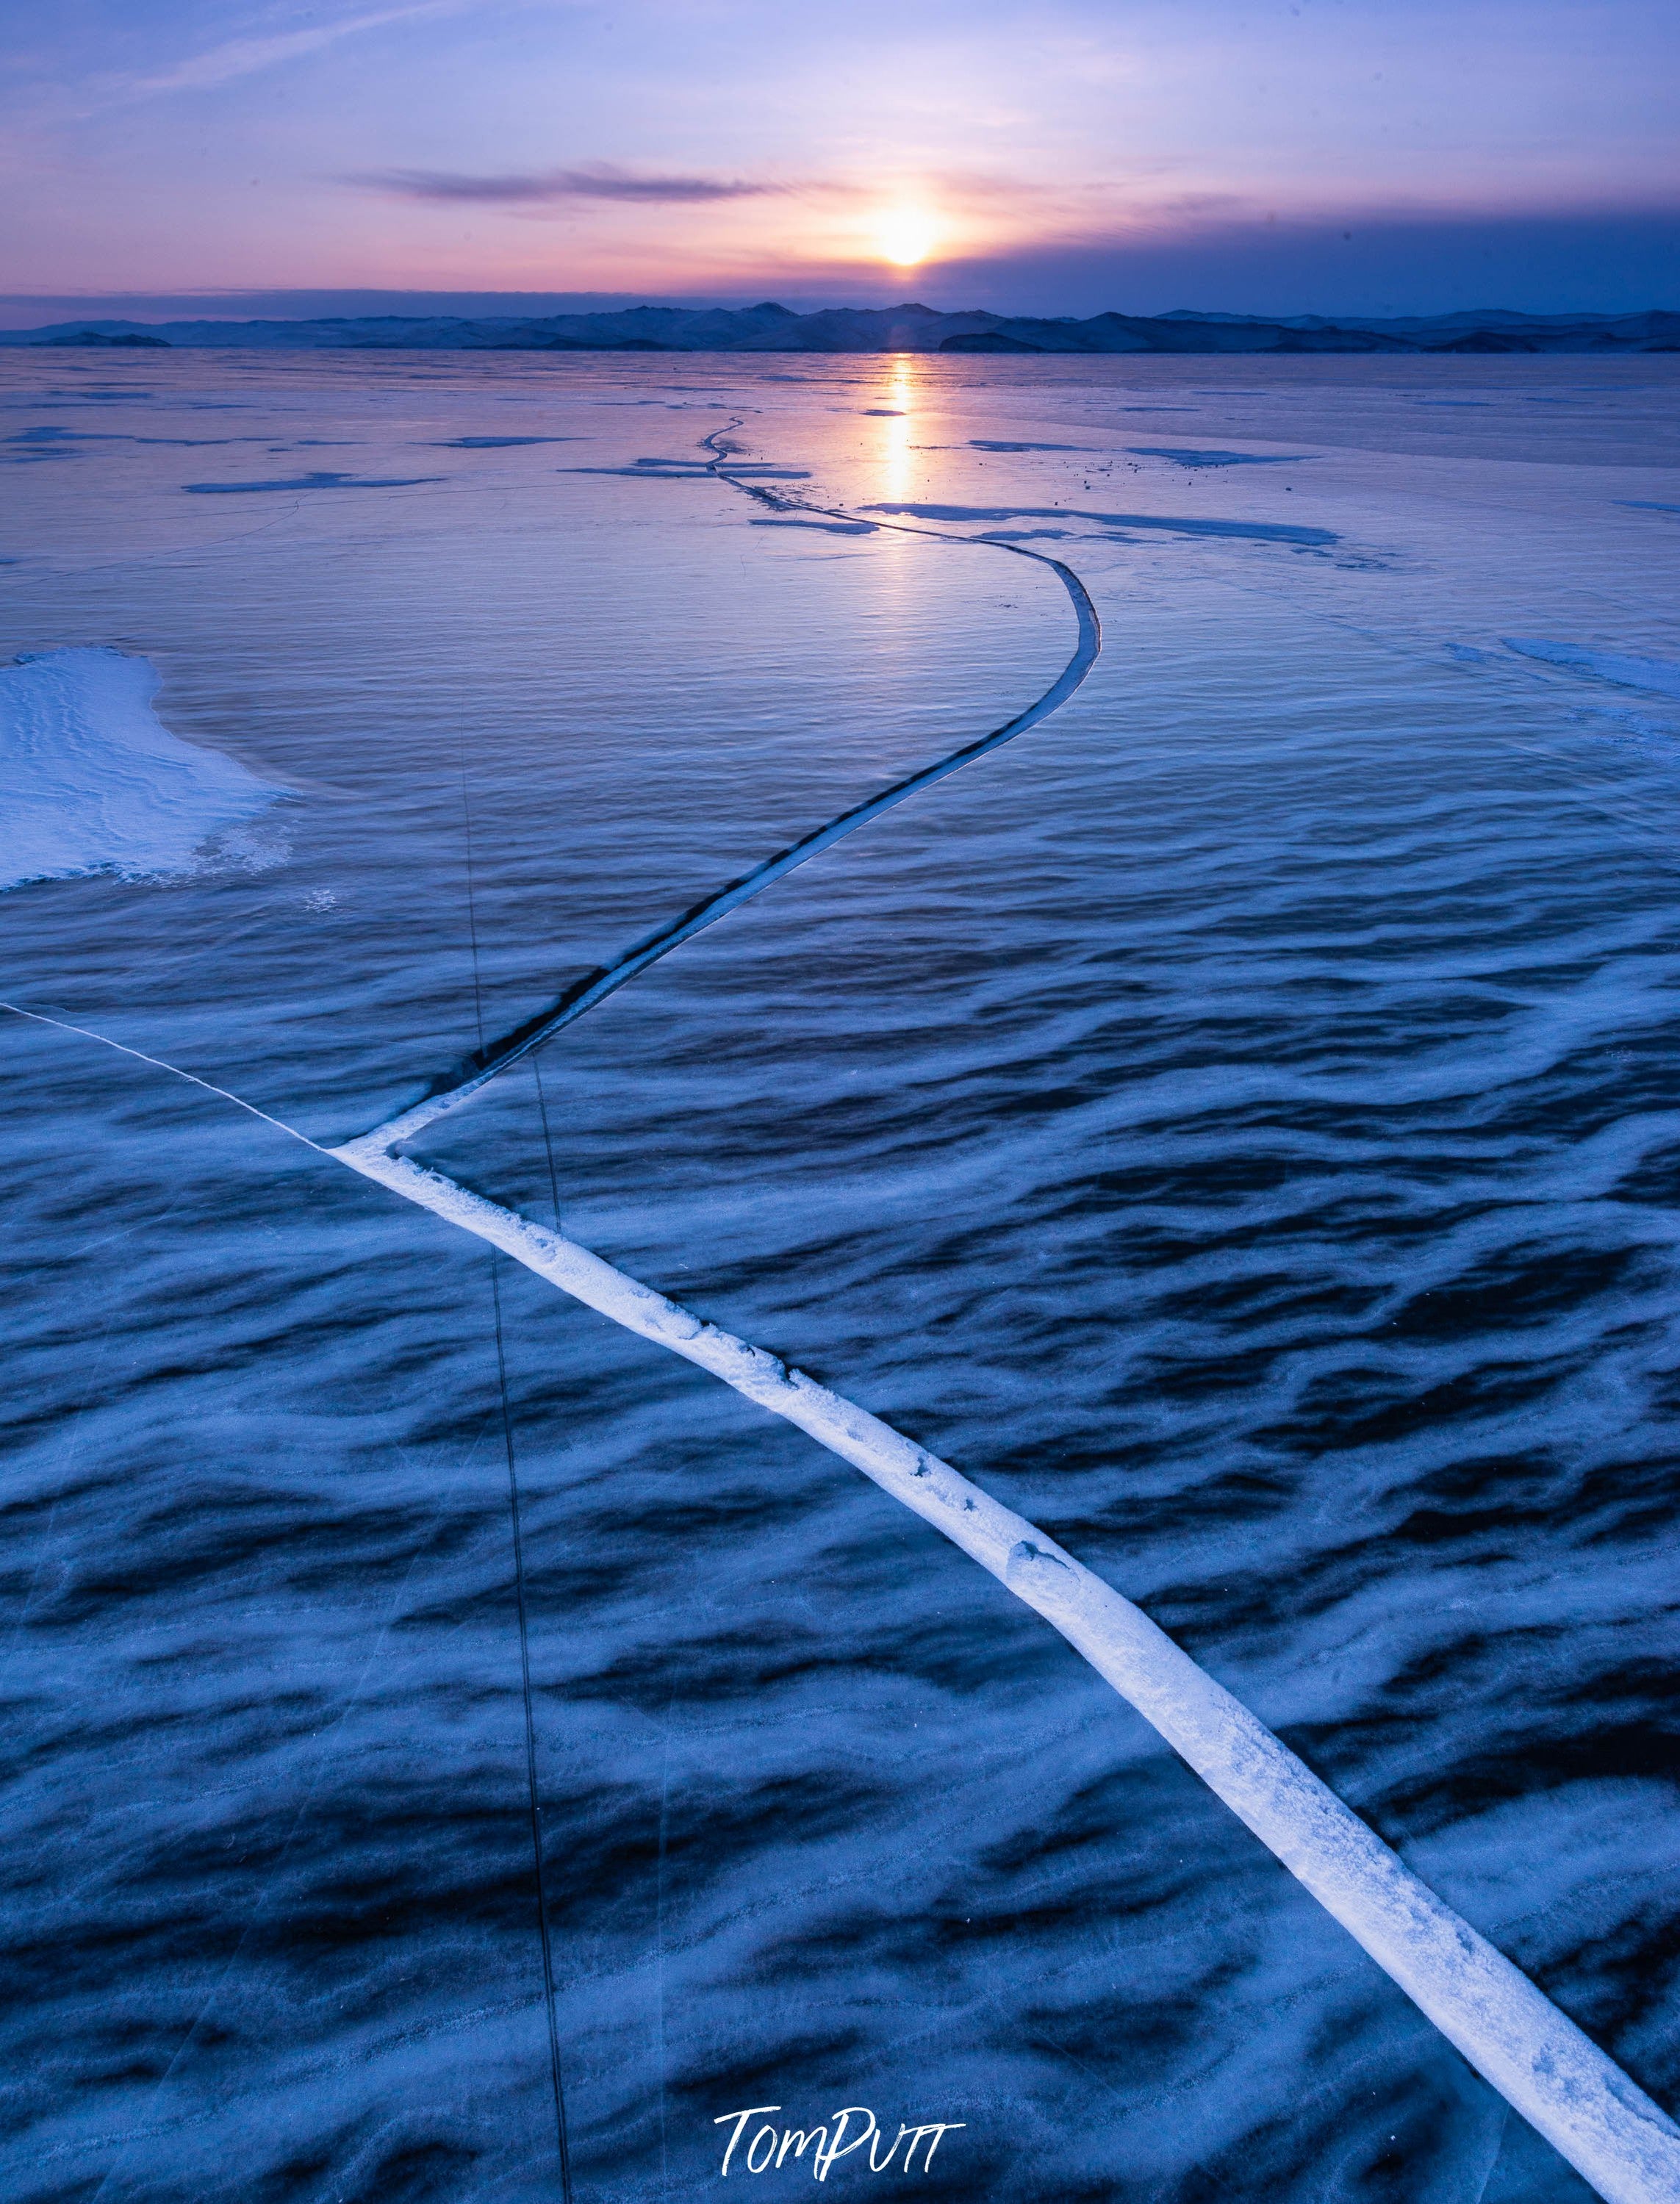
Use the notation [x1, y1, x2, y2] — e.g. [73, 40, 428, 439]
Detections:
[353, 162, 775, 204]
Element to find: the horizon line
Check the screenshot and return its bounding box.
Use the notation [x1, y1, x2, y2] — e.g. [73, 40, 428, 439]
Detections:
[4, 296, 1679, 331]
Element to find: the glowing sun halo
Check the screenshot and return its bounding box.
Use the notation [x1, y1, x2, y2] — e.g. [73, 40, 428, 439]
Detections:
[878, 212, 936, 267]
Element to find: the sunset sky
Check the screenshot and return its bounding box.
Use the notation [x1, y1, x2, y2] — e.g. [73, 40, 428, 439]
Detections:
[5, 0, 1677, 320]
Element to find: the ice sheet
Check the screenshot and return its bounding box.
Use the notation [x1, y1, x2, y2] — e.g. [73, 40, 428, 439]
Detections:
[4, 349, 1679, 2204]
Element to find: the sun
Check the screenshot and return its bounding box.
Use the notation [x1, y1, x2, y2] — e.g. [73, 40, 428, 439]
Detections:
[877, 210, 936, 268]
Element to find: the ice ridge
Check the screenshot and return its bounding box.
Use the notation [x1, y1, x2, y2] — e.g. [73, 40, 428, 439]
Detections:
[1504, 638, 1680, 700]
[326, 1136, 1680, 2204]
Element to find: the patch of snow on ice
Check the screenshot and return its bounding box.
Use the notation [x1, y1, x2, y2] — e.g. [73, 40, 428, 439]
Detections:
[0, 647, 280, 891]
[182, 470, 442, 493]
[1126, 446, 1310, 467]
[1504, 639, 1680, 700]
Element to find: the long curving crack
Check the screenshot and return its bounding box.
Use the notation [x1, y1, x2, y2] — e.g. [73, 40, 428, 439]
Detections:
[371, 422, 1100, 1149]
[10, 419, 1679, 2204]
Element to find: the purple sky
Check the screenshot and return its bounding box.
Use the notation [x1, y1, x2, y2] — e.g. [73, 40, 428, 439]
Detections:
[6, 0, 1677, 319]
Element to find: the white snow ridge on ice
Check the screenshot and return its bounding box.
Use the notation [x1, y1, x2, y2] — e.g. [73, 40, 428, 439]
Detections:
[0, 647, 278, 891]
[1503, 637, 1680, 700]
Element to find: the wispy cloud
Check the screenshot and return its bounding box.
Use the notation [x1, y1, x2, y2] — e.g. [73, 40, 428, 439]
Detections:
[107, 1, 466, 101]
[353, 162, 780, 204]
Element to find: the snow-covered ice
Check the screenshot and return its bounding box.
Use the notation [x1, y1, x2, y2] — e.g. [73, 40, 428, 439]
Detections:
[0, 646, 278, 889]
[1503, 636, 1680, 699]
[3, 348, 1679, 2204]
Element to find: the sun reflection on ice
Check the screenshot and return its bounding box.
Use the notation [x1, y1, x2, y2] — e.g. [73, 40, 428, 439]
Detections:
[881, 359, 916, 502]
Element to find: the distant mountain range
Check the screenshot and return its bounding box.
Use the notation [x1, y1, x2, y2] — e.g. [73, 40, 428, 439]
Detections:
[6, 301, 1678, 354]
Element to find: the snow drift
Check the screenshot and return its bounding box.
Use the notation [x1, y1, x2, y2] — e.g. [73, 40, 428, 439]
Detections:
[0, 647, 279, 891]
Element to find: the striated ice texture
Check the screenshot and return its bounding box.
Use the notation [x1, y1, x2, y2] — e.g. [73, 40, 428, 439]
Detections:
[1502, 637, 1680, 699]
[2, 348, 1679, 2203]
[0, 645, 278, 889]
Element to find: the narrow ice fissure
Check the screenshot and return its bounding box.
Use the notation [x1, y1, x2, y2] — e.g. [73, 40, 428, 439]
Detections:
[12, 423, 1679, 2204]
[373, 423, 1101, 1149]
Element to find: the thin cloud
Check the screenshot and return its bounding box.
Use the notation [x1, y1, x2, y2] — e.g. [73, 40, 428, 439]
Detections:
[355, 162, 780, 204]
[101, 2, 467, 101]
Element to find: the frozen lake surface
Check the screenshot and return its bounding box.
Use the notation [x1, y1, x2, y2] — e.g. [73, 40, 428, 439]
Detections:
[3, 350, 1679, 2202]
